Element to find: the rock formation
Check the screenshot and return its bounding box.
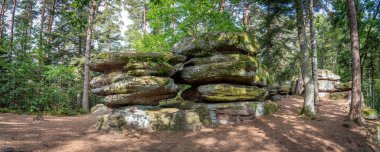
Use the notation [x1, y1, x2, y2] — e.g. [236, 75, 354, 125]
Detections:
[89, 32, 278, 131]
[317, 69, 352, 100]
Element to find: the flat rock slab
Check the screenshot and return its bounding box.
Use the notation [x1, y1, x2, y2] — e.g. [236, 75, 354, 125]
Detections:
[173, 32, 258, 57]
[91, 76, 178, 96]
[89, 52, 186, 73]
[318, 69, 340, 81]
[179, 61, 258, 85]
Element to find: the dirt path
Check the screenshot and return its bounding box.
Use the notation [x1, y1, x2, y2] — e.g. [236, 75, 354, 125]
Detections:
[0, 96, 378, 152]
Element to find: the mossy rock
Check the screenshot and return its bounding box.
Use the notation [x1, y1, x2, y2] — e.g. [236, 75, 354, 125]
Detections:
[112, 106, 202, 131]
[91, 76, 178, 96]
[362, 107, 378, 120]
[264, 102, 279, 115]
[328, 91, 349, 100]
[90, 71, 131, 89]
[318, 80, 337, 92]
[184, 54, 258, 66]
[318, 69, 340, 81]
[334, 81, 352, 91]
[179, 61, 259, 85]
[89, 52, 186, 73]
[195, 84, 268, 102]
[173, 32, 258, 57]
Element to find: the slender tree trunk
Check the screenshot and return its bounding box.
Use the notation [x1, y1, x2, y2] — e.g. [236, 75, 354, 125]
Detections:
[142, 0, 147, 35]
[347, 0, 363, 124]
[45, 0, 56, 64]
[27, 0, 33, 37]
[82, 0, 97, 111]
[37, 0, 46, 81]
[0, 0, 8, 39]
[230, 4, 234, 17]
[243, 1, 251, 27]
[308, 0, 319, 111]
[9, 0, 16, 59]
[370, 54, 375, 109]
[78, 35, 82, 56]
[219, 0, 225, 12]
[295, 0, 315, 117]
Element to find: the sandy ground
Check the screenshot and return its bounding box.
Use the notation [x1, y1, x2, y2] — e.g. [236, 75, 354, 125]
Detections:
[0, 95, 379, 152]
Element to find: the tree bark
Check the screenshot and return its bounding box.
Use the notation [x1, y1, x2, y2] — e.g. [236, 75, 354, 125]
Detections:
[0, 0, 8, 39]
[219, 0, 225, 12]
[308, 0, 319, 111]
[243, 1, 251, 27]
[142, 0, 147, 35]
[82, 0, 97, 111]
[45, 0, 56, 64]
[38, 0, 46, 81]
[295, 0, 315, 116]
[9, 0, 16, 59]
[347, 0, 363, 124]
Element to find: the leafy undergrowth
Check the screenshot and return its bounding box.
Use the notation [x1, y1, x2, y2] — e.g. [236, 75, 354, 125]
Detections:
[0, 107, 88, 116]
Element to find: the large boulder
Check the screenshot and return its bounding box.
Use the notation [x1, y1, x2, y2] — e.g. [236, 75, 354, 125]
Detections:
[334, 81, 352, 91]
[362, 107, 379, 120]
[173, 32, 258, 57]
[105, 93, 177, 107]
[94, 101, 279, 131]
[178, 61, 258, 85]
[318, 80, 337, 92]
[89, 52, 186, 73]
[91, 76, 178, 96]
[182, 84, 267, 102]
[95, 106, 202, 131]
[318, 69, 340, 81]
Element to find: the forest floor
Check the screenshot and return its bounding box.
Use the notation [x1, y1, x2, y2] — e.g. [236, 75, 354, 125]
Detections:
[0, 95, 379, 152]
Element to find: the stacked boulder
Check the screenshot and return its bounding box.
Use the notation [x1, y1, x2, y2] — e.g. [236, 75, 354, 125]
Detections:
[89, 32, 278, 131]
[172, 32, 273, 124]
[317, 69, 352, 100]
[174, 32, 268, 102]
[89, 52, 185, 107]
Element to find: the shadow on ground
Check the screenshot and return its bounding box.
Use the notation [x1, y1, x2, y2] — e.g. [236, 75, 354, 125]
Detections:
[0, 95, 377, 152]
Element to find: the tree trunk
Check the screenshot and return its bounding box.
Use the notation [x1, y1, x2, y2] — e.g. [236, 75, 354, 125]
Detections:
[295, 0, 315, 117]
[347, 0, 363, 124]
[82, 0, 97, 111]
[0, 0, 8, 39]
[27, 1, 33, 36]
[243, 1, 251, 27]
[9, 0, 16, 59]
[142, 0, 147, 35]
[295, 74, 304, 95]
[370, 54, 375, 109]
[78, 35, 82, 56]
[219, 0, 225, 12]
[38, 0, 46, 81]
[230, 4, 234, 17]
[45, 0, 56, 64]
[308, 0, 319, 111]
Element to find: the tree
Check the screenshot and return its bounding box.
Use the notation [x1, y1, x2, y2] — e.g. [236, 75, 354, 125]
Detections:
[9, 0, 16, 58]
[347, 0, 363, 124]
[0, 0, 8, 39]
[37, 0, 46, 81]
[82, 0, 98, 111]
[45, 0, 56, 63]
[308, 0, 319, 110]
[295, 0, 315, 116]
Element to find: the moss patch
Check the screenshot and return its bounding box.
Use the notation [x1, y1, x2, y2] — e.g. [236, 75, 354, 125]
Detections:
[362, 107, 378, 120]
[264, 102, 279, 115]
